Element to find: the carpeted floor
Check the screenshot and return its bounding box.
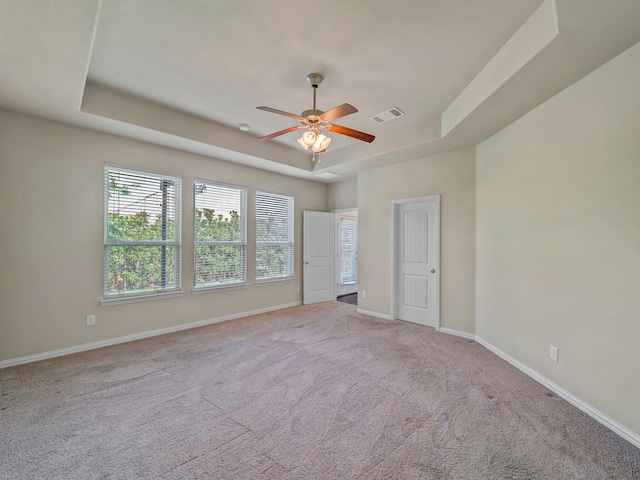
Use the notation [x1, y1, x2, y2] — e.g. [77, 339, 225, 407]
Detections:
[1, 302, 639, 479]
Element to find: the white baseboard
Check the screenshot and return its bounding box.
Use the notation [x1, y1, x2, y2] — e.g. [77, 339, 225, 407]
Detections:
[0, 301, 302, 369]
[473, 335, 640, 450]
[356, 308, 391, 320]
[438, 327, 475, 339]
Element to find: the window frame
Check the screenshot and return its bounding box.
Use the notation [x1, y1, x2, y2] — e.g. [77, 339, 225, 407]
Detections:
[102, 165, 182, 306]
[193, 179, 248, 292]
[255, 190, 295, 283]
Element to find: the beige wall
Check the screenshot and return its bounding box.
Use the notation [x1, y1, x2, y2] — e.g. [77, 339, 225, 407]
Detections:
[357, 149, 476, 333]
[327, 177, 357, 211]
[0, 110, 327, 362]
[476, 41, 640, 434]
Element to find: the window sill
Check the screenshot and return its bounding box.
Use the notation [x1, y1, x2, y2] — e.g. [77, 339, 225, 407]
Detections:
[255, 277, 296, 286]
[100, 290, 185, 306]
[192, 283, 249, 295]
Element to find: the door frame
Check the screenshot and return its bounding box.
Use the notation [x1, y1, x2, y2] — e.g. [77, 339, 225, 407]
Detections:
[390, 195, 440, 330]
[334, 208, 358, 297]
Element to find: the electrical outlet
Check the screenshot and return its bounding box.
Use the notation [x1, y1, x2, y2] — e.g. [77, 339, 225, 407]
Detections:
[86, 315, 96, 327]
[362, 291, 367, 299]
[296, 285, 300, 292]
[549, 345, 558, 362]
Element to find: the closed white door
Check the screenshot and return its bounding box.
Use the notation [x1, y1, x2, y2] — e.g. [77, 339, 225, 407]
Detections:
[303, 211, 336, 304]
[395, 198, 439, 327]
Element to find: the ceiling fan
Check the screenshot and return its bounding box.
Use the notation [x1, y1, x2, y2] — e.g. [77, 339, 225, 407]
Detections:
[256, 73, 375, 161]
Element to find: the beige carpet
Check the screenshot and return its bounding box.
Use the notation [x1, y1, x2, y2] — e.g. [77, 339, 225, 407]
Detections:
[1, 302, 639, 479]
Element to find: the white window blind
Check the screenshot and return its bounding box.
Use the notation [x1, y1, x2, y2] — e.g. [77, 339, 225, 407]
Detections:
[194, 180, 247, 288]
[340, 218, 357, 285]
[104, 166, 181, 298]
[256, 191, 294, 281]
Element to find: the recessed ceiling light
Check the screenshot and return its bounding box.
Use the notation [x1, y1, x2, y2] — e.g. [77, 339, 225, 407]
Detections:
[238, 123, 250, 131]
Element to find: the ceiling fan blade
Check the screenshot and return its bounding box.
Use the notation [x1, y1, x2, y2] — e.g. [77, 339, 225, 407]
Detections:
[258, 125, 304, 142]
[326, 124, 375, 143]
[256, 106, 305, 122]
[319, 103, 358, 123]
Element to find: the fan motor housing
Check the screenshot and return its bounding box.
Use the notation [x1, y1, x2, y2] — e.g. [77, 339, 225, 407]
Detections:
[301, 109, 324, 122]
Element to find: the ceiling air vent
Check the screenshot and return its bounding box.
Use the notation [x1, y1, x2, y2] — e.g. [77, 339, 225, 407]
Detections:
[370, 107, 405, 124]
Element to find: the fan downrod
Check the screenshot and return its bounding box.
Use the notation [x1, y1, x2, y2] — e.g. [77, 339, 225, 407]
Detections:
[303, 73, 324, 120]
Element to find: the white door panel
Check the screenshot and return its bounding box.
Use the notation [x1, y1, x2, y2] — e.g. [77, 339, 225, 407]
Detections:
[404, 275, 428, 309]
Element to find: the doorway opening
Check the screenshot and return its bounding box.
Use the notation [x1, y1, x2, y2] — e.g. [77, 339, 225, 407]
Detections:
[337, 215, 358, 297]
[302, 209, 358, 305]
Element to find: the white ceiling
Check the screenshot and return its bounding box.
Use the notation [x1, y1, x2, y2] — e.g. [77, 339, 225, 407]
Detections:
[1, 0, 640, 183]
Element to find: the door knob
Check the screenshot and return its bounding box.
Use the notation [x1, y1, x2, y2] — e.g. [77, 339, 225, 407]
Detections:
[304, 261, 310, 265]
[431, 269, 436, 273]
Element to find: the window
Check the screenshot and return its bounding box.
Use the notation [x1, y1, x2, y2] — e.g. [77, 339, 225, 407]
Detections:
[194, 180, 247, 289]
[339, 217, 357, 285]
[256, 191, 294, 281]
[104, 166, 181, 300]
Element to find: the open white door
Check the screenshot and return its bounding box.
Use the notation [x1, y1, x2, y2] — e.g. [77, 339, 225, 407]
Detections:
[303, 211, 336, 304]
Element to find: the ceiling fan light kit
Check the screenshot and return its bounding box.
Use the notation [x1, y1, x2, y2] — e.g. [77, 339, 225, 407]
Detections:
[257, 73, 375, 161]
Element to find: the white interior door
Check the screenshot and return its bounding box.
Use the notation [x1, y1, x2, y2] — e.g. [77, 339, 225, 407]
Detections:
[337, 216, 358, 296]
[303, 211, 336, 304]
[394, 197, 439, 327]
